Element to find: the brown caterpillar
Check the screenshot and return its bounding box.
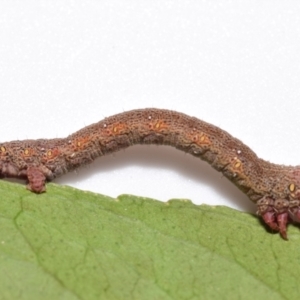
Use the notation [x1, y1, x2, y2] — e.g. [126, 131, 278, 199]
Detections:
[1, 108, 299, 239]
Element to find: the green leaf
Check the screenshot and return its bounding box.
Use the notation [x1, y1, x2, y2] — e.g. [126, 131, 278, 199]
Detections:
[0, 179, 300, 300]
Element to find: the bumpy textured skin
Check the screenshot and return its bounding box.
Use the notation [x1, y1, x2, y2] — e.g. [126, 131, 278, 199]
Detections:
[1, 108, 300, 239]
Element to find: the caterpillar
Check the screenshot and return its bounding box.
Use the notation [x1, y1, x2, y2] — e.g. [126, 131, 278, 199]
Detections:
[1, 108, 299, 239]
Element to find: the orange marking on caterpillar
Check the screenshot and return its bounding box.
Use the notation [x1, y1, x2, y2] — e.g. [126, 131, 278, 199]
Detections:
[191, 133, 211, 146]
[42, 148, 60, 162]
[22, 148, 35, 157]
[0, 146, 7, 155]
[289, 183, 295, 192]
[233, 158, 242, 170]
[103, 123, 127, 136]
[72, 136, 91, 150]
[113, 123, 127, 134]
[148, 120, 169, 131]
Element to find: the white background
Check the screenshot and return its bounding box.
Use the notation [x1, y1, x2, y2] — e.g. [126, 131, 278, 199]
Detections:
[1, 1, 300, 213]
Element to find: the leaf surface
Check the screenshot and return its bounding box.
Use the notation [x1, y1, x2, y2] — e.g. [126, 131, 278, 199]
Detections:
[0, 180, 300, 300]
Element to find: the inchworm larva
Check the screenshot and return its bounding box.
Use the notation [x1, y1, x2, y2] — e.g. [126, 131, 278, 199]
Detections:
[1, 108, 299, 239]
